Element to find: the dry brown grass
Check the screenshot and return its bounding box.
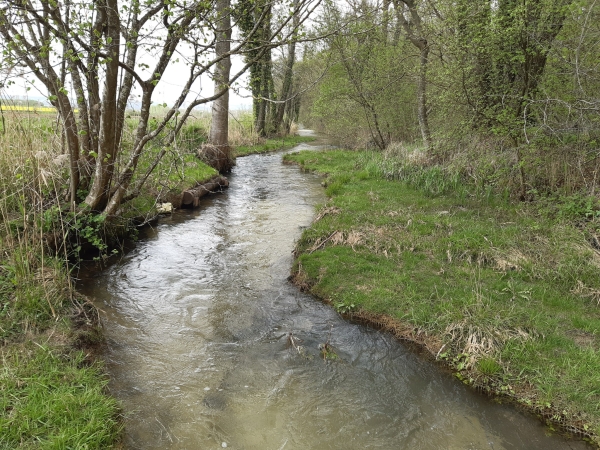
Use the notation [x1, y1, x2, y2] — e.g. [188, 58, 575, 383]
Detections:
[384, 141, 430, 166]
[445, 321, 533, 368]
[571, 280, 600, 305]
[312, 206, 341, 222]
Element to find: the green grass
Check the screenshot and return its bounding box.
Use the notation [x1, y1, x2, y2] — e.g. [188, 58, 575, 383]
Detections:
[122, 146, 218, 220]
[285, 148, 600, 443]
[234, 135, 315, 157]
[0, 248, 122, 449]
[0, 112, 122, 448]
[0, 342, 120, 449]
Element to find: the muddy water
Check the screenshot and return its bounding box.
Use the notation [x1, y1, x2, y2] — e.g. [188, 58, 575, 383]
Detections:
[80, 133, 589, 450]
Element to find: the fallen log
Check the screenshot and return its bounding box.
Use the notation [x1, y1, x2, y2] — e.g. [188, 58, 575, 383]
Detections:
[181, 175, 229, 208]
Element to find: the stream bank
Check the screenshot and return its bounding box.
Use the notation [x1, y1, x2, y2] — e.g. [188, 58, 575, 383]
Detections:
[284, 147, 600, 447]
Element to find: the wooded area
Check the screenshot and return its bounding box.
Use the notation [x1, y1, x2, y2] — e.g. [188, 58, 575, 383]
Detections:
[0, 0, 318, 218]
[300, 0, 600, 202]
[3, 0, 596, 218]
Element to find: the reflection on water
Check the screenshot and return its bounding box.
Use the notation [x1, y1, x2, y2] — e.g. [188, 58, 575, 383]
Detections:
[80, 141, 590, 450]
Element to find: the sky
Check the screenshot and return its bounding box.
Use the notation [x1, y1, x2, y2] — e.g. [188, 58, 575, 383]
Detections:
[3, 54, 253, 111]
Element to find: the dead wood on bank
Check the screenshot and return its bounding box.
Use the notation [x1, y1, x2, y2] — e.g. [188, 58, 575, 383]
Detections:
[180, 175, 229, 208]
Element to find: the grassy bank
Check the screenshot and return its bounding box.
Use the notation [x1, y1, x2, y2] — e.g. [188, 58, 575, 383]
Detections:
[284, 148, 600, 445]
[0, 243, 122, 448]
[234, 135, 315, 157]
[0, 117, 122, 448]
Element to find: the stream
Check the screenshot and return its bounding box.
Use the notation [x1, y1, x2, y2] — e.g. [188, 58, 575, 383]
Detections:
[79, 132, 590, 449]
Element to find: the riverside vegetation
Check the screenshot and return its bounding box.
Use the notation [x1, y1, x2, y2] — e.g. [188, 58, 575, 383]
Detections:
[285, 146, 600, 445]
[0, 108, 303, 448]
[0, 112, 124, 448]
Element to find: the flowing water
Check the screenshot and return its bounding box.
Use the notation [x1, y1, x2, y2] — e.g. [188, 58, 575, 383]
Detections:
[80, 133, 590, 450]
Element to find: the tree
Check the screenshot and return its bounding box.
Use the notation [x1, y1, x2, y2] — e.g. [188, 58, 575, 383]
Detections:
[0, 0, 319, 216]
[205, 0, 234, 172]
[300, 1, 418, 148]
[393, 0, 432, 149]
[236, 0, 275, 136]
[271, 0, 300, 135]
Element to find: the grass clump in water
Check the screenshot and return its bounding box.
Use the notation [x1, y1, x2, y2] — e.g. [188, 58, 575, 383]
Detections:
[284, 148, 600, 443]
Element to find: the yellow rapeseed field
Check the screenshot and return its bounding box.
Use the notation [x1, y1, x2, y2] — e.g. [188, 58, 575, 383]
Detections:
[2, 105, 54, 113]
[0, 105, 79, 113]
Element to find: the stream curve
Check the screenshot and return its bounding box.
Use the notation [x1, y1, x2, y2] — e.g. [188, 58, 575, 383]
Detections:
[80, 133, 590, 450]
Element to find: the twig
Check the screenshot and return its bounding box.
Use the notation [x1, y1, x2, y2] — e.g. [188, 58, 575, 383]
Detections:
[308, 231, 337, 254]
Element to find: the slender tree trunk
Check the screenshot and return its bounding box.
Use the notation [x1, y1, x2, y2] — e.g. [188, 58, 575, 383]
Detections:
[272, 36, 297, 134]
[395, 0, 432, 149]
[382, 0, 390, 40]
[84, 0, 120, 211]
[272, 0, 299, 134]
[253, 6, 273, 137]
[417, 45, 432, 149]
[206, 0, 233, 172]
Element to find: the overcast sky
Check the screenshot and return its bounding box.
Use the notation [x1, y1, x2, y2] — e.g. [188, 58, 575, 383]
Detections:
[3, 54, 253, 110]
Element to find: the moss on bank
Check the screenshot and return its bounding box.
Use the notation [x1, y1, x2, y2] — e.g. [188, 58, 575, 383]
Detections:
[284, 148, 600, 446]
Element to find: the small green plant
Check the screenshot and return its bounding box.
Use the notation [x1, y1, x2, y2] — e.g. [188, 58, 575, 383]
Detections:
[72, 212, 108, 256]
[501, 280, 531, 302]
[477, 357, 502, 376]
[319, 342, 339, 360]
[334, 300, 356, 315]
[556, 195, 600, 221]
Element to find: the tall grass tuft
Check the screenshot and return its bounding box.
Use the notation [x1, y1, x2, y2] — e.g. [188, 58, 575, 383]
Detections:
[360, 143, 468, 198]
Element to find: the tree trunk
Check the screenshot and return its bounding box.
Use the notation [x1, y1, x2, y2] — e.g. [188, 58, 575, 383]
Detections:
[272, 0, 299, 134]
[181, 176, 229, 207]
[417, 45, 432, 149]
[272, 37, 297, 134]
[84, 0, 121, 211]
[206, 0, 234, 173]
[395, 0, 432, 149]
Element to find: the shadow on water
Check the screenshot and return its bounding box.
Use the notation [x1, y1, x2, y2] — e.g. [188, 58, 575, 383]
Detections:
[79, 133, 592, 450]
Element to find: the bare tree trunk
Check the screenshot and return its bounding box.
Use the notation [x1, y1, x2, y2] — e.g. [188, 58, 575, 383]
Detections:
[382, 0, 390, 40]
[84, 0, 121, 211]
[205, 0, 234, 172]
[394, 0, 432, 149]
[417, 45, 432, 148]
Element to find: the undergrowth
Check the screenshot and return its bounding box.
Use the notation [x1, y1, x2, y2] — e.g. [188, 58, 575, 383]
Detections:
[234, 135, 315, 157]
